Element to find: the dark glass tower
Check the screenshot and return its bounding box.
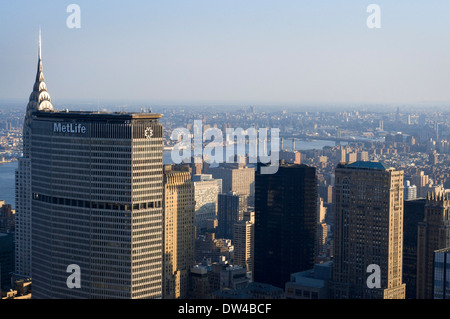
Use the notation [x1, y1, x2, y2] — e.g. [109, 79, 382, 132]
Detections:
[254, 162, 317, 289]
[403, 198, 426, 299]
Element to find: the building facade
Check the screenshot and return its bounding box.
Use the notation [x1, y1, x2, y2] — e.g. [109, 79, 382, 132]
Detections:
[254, 162, 317, 289]
[207, 163, 255, 207]
[217, 192, 247, 239]
[193, 174, 221, 233]
[162, 164, 195, 299]
[403, 198, 426, 299]
[417, 191, 450, 299]
[29, 110, 164, 299]
[233, 211, 255, 280]
[15, 29, 53, 278]
[331, 161, 405, 299]
[433, 247, 450, 299]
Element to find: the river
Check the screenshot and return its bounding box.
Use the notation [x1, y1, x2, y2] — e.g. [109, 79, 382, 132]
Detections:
[0, 139, 338, 210]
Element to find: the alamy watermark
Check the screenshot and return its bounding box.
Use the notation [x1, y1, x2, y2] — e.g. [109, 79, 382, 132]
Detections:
[67, 4, 81, 29]
[367, 4, 381, 29]
[366, 264, 381, 289]
[66, 264, 81, 289]
[170, 120, 280, 174]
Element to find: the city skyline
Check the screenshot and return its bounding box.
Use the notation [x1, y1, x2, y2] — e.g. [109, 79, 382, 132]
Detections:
[2, 1, 450, 107]
[4, 1, 450, 306]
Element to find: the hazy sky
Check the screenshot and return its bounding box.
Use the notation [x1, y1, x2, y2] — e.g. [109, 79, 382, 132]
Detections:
[2, 0, 450, 107]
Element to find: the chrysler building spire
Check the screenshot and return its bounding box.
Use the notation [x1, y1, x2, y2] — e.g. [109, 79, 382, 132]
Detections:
[26, 27, 54, 118]
[39, 25, 42, 61]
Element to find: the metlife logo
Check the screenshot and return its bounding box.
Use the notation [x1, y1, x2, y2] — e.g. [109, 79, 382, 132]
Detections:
[53, 122, 87, 134]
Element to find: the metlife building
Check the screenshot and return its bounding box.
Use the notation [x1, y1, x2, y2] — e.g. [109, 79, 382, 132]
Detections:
[30, 111, 164, 299]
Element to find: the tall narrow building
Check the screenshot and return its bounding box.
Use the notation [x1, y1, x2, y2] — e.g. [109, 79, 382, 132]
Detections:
[417, 191, 450, 299]
[193, 174, 221, 234]
[162, 164, 195, 299]
[433, 247, 450, 299]
[403, 198, 426, 299]
[331, 161, 405, 299]
[15, 28, 54, 278]
[217, 191, 247, 239]
[18, 31, 165, 299]
[233, 211, 255, 280]
[31, 111, 164, 299]
[207, 163, 255, 207]
[254, 162, 317, 289]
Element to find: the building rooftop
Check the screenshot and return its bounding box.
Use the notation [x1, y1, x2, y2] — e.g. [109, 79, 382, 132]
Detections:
[435, 247, 450, 253]
[341, 161, 392, 171]
[33, 110, 162, 120]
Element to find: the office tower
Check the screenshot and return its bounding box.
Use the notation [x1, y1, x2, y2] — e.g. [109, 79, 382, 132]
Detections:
[193, 175, 221, 233]
[412, 171, 429, 197]
[317, 197, 327, 223]
[217, 192, 247, 239]
[403, 198, 426, 299]
[404, 180, 417, 201]
[29, 109, 164, 299]
[433, 248, 450, 299]
[254, 162, 317, 289]
[326, 185, 333, 204]
[15, 29, 54, 278]
[316, 223, 328, 261]
[316, 197, 328, 261]
[347, 152, 357, 163]
[417, 192, 450, 299]
[358, 151, 369, 162]
[0, 232, 14, 292]
[163, 164, 195, 299]
[21, 34, 165, 299]
[331, 161, 405, 299]
[233, 211, 255, 279]
[0, 201, 15, 233]
[207, 163, 255, 207]
[339, 148, 346, 163]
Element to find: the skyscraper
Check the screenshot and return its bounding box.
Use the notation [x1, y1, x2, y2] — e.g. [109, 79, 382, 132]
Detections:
[31, 111, 164, 299]
[417, 191, 450, 299]
[433, 247, 450, 299]
[193, 174, 221, 233]
[15, 28, 54, 278]
[233, 211, 255, 279]
[163, 164, 195, 299]
[404, 180, 417, 201]
[254, 162, 317, 289]
[18, 31, 165, 299]
[403, 198, 426, 299]
[331, 161, 405, 299]
[207, 163, 255, 207]
[217, 191, 247, 239]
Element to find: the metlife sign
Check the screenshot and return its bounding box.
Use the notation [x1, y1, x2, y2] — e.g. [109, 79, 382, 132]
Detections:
[53, 122, 87, 134]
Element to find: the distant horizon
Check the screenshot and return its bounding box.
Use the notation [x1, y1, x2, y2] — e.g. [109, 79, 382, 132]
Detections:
[1, 98, 450, 114]
[2, 1, 450, 108]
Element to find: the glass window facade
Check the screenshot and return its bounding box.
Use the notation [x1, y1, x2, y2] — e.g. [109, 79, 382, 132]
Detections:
[30, 112, 163, 299]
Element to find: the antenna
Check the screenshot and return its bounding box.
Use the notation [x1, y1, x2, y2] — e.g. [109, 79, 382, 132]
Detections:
[39, 25, 42, 60]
